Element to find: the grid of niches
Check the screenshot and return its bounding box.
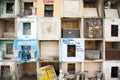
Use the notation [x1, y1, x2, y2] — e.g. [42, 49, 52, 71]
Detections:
[0, 0, 120, 80]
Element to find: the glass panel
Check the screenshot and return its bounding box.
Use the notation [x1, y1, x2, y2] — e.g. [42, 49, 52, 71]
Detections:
[23, 23, 31, 35]
[111, 67, 118, 78]
[67, 45, 76, 57]
[68, 64, 75, 74]
[21, 46, 31, 60]
[111, 25, 118, 37]
[6, 3, 14, 13]
[6, 43, 13, 54]
[44, 5, 53, 17]
[24, 2, 33, 15]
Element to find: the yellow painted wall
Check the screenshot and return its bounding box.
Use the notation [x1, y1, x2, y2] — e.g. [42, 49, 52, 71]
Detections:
[37, 0, 61, 18]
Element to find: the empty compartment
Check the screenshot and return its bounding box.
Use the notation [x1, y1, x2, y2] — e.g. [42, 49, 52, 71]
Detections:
[85, 40, 103, 60]
[61, 19, 81, 38]
[0, 66, 10, 80]
[17, 62, 37, 80]
[84, 62, 102, 79]
[105, 42, 120, 60]
[19, 0, 37, 16]
[104, 0, 120, 18]
[0, 40, 14, 59]
[62, 0, 83, 17]
[0, 18, 15, 38]
[0, 61, 16, 80]
[24, 2, 33, 15]
[0, 0, 15, 17]
[60, 62, 82, 79]
[84, 18, 103, 38]
[83, 0, 103, 17]
[40, 41, 59, 61]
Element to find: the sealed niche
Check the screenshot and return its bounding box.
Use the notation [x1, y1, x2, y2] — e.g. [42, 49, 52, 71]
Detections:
[60, 38, 84, 62]
[105, 42, 120, 60]
[104, 0, 120, 18]
[23, 23, 31, 35]
[38, 18, 61, 40]
[103, 61, 120, 80]
[104, 19, 120, 41]
[84, 18, 103, 38]
[40, 41, 59, 61]
[13, 39, 39, 62]
[17, 17, 37, 39]
[62, 0, 83, 17]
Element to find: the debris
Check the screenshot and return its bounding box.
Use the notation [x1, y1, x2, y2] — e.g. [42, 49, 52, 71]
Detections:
[37, 65, 57, 80]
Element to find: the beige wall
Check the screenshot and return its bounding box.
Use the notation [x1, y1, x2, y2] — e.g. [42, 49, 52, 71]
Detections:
[37, 0, 61, 18]
[40, 41, 59, 60]
[84, 62, 102, 77]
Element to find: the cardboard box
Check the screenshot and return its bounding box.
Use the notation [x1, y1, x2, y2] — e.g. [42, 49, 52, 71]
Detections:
[37, 65, 56, 80]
